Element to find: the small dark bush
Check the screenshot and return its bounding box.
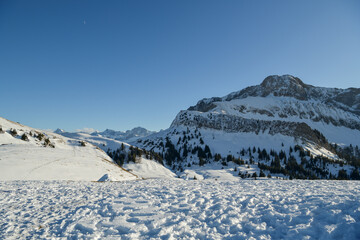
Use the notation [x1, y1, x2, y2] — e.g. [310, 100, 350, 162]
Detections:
[9, 129, 17, 137]
[21, 133, 29, 141]
[37, 133, 45, 141]
[44, 138, 51, 146]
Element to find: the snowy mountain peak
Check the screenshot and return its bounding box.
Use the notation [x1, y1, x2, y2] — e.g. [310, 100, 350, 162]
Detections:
[189, 75, 360, 115]
[54, 128, 65, 134]
[96, 127, 155, 141]
[260, 75, 306, 89]
[257, 74, 309, 100]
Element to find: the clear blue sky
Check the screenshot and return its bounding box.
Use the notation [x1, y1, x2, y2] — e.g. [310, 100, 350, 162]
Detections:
[1, 0, 359, 132]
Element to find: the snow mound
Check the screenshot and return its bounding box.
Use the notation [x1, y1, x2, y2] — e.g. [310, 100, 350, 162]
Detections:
[181, 169, 205, 180]
[97, 174, 114, 182]
[123, 158, 176, 179]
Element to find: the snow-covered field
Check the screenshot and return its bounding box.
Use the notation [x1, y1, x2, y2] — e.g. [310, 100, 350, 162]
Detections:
[1, 179, 359, 239]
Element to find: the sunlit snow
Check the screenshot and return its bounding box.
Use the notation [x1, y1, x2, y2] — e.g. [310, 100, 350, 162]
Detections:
[1, 179, 359, 239]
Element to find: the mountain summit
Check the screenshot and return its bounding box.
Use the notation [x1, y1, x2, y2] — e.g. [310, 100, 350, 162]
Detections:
[189, 75, 360, 113]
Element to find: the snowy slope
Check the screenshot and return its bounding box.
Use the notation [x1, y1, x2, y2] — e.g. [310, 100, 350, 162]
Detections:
[55, 131, 130, 152]
[55, 130, 176, 179]
[0, 117, 138, 181]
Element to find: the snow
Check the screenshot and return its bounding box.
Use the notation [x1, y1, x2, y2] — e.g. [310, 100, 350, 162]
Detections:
[1, 179, 359, 239]
[56, 131, 131, 151]
[0, 143, 137, 181]
[179, 164, 261, 181]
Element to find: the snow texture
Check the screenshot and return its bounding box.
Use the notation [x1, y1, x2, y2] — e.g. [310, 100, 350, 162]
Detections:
[1, 179, 359, 239]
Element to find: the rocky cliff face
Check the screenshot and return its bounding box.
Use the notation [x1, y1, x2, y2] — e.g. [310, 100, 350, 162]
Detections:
[171, 111, 330, 148]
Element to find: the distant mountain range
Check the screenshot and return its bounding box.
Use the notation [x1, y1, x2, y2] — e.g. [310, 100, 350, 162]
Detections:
[55, 127, 155, 142]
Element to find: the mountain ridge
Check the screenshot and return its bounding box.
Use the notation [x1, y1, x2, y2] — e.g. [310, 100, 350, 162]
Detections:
[189, 75, 360, 114]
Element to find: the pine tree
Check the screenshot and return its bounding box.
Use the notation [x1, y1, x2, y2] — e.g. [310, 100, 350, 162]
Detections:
[350, 168, 360, 180]
[214, 153, 222, 162]
[199, 157, 206, 166]
[182, 144, 188, 158]
[204, 145, 212, 159]
[337, 169, 349, 180]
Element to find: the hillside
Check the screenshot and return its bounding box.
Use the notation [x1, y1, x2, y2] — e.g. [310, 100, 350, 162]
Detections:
[54, 130, 175, 179]
[0, 117, 138, 181]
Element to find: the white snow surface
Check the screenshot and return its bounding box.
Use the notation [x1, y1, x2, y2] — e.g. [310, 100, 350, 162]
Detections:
[1, 179, 359, 239]
[0, 117, 137, 181]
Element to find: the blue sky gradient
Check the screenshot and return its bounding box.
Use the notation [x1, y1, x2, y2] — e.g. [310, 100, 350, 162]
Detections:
[1, 0, 359, 131]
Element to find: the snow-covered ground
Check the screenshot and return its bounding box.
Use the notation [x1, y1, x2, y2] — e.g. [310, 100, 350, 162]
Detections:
[1, 179, 359, 239]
